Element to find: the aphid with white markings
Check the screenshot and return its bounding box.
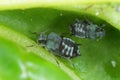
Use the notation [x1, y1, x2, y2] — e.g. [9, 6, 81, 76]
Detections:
[38, 32, 81, 58]
[69, 19, 105, 39]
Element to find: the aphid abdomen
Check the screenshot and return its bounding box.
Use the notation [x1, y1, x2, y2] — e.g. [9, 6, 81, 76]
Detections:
[59, 37, 80, 58]
[73, 20, 89, 38]
[80, 23, 87, 38]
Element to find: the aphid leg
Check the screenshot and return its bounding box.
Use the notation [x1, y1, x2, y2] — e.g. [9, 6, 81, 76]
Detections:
[101, 24, 106, 28]
[49, 52, 74, 68]
[67, 58, 75, 69]
[29, 30, 39, 35]
[55, 58, 60, 67]
[83, 16, 91, 24]
[61, 32, 69, 36]
[84, 4, 93, 10]
[60, 32, 73, 37]
[26, 41, 39, 47]
[61, 32, 71, 38]
[59, 56, 75, 69]
[96, 37, 102, 42]
[48, 50, 61, 67]
[54, 58, 60, 67]
[26, 45, 34, 47]
[42, 46, 45, 48]
[26, 44, 38, 49]
[74, 18, 80, 23]
[96, 38, 100, 42]
[50, 53, 60, 67]
[76, 43, 82, 46]
[29, 30, 48, 35]
[69, 33, 74, 37]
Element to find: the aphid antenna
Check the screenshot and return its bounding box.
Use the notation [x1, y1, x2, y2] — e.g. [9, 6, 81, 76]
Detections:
[60, 32, 71, 38]
[29, 30, 48, 35]
[39, 30, 49, 34]
[26, 45, 34, 47]
[29, 30, 39, 35]
[26, 43, 38, 48]
[84, 4, 93, 10]
[74, 18, 80, 23]
[62, 32, 69, 35]
[100, 24, 106, 28]
[83, 16, 91, 25]
[76, 43, 82, 46]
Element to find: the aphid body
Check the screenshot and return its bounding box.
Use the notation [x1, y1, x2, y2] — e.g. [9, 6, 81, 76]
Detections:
[70, 19, 105, 39]
[38, 32, 80, 58]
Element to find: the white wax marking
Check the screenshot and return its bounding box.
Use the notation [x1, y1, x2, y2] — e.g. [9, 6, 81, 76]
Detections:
[111, 60, 116, 68]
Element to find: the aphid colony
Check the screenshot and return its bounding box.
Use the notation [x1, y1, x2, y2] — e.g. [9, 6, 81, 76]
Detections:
[37, 18, 105, 59]
[69, 19, 105, 39]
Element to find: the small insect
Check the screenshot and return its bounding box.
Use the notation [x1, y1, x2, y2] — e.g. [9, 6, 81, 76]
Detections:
[69, 19, 105, 39]
[38, 32, 81, 58]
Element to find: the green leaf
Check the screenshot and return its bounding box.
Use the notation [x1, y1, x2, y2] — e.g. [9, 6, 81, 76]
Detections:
[0, 1, 120, 80]
[0, 37, 73, 80]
